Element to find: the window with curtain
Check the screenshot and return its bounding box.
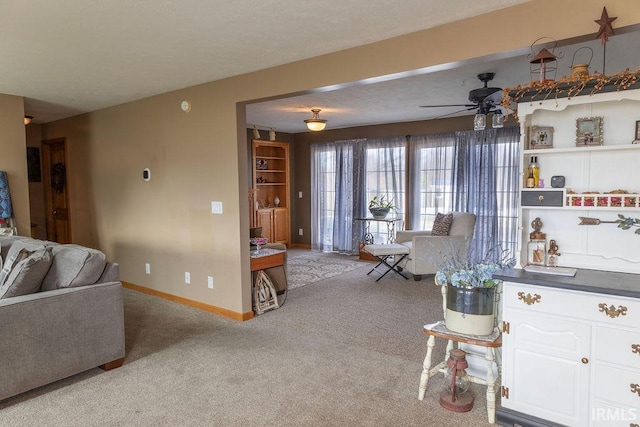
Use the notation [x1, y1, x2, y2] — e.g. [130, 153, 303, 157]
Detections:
[408, 127, 520, 260]
[310, 128, 520, 260]
[310, 140, 365, 254]
[364, 137, 406, 245]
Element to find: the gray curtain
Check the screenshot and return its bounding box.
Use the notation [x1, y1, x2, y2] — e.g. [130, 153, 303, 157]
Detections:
[407, 127, 520, 261]
[310, 139, 365, 254]
[452, 127, 520, 261]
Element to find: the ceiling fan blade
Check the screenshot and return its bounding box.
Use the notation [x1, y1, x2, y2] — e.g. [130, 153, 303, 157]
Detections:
[419, 103, 477, 108]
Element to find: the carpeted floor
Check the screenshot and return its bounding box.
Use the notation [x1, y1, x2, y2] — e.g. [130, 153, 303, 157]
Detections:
[0, 250, 498, 426]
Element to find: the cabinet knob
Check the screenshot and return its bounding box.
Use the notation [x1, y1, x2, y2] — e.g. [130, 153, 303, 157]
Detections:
[598, 303, 628, 318]
[517, 292, 541, 305]
[581, 357, 589, 364]
[631, 383, 640, 396]
[632, 344, 640, 354]
[538, 194, 544, 203]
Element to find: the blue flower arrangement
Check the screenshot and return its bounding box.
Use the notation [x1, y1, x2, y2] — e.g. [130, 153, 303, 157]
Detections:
[435, 246, 515, 289]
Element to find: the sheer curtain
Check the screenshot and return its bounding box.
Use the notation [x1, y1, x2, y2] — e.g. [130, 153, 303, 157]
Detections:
[310, 139, 365, 254]
[452, 127, 520, 261]
[408, 132, 456, 230]
[407, 127, 520, 261]
[364, 137, 406, 244]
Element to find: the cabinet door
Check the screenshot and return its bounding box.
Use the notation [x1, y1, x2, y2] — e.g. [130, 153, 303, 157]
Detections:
[502, 308, 591, 426]
[256, 209, 273, 242]
[272, 207, 289, 245]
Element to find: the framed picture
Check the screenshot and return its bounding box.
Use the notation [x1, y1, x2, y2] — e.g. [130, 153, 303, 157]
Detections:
[576, 116, 603, 146]
[528, 126, 554, 149]
[26, 147, 42, 182]
[256, 159, 268, 170]
[633, 120, 640, 144]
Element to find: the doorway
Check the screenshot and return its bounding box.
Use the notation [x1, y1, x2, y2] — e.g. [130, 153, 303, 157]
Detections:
[41, 138, 71, 243]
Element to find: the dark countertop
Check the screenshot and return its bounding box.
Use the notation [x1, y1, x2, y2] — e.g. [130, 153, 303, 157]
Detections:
[494, 268, 640, 299]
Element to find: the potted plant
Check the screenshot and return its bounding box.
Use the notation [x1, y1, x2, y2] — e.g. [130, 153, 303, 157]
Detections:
[435, 248, 515, 335]
[368, 195, 395, 219]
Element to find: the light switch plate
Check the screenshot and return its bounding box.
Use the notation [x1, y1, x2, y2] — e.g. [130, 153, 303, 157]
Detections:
[211, 201, 223, 214]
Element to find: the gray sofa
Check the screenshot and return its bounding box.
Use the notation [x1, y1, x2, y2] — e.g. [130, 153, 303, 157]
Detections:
[0, 236, 125, 401]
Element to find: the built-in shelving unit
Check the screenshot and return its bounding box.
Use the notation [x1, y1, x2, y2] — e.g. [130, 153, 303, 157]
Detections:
[250, 140, 290, 245]
[516, 88, 640, 273]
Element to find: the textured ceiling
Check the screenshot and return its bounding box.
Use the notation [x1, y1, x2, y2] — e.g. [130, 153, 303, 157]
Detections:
[2, 0, 531, 124]
[247, 29, 640, 133]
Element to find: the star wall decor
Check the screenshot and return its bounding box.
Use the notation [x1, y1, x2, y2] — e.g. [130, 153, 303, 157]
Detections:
[595, 6, 617, 45]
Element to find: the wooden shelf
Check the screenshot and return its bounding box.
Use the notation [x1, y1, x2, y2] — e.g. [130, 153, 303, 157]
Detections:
[524, 144, 640, 156]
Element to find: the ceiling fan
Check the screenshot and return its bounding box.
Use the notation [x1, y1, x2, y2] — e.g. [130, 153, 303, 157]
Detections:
[419, 72, 505, 117]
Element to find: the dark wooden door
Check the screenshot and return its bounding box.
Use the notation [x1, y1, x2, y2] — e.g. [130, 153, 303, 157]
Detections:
[41, 138, 71, 243]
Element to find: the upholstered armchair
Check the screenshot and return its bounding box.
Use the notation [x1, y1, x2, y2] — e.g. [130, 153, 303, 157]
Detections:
[395, 212, 476, 281]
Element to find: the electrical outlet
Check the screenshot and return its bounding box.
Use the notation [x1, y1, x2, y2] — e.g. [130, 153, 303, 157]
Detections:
[208, 276, 214, 289]
[298, 228, 303, 236]
[145, 263, 151, 274]
[185, 272, 190, 284]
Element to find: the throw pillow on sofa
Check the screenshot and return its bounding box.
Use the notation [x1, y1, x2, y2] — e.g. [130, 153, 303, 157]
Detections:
[40, 244, 106, 291]
[431, 212, 453, 236]
[0, 247, 54, 299]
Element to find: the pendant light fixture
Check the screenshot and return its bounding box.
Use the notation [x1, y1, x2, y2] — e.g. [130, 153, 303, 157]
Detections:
[492, 110, 504, 128]
[24, 115, 33, 125]
[304, 108, 327, 131]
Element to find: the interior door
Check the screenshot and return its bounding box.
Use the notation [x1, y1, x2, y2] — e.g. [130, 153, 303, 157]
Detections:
[41, 138, 71, 243]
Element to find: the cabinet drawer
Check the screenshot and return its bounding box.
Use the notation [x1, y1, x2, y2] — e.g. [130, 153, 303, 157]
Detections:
[503, 282, 640, 328]
[594, 327, 640, 366]
[521, 190, 563, 207]
[593, 364, 640, 410]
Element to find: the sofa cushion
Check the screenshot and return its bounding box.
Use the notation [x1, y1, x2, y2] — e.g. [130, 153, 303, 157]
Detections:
[431, 212, 453, 236]
[0, 247, 53, 299]
[41, 244, 107, 291]
[0, 238, 48, 286]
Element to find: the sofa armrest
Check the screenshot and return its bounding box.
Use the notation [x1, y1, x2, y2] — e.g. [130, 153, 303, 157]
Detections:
[395, 230, 432, 243]
[0, 281, 125, 401]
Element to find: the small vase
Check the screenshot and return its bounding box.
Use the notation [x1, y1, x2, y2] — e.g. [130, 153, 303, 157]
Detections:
[274, 195, 280, 207]
[445, 284, 496, 335]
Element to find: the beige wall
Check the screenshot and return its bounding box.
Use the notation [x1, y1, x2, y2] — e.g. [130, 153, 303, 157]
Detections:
[0, 94, 30, 235]
[32, 0, 640, 317]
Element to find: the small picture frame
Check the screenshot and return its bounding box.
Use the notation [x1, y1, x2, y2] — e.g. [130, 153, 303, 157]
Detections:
[633, 120, 640, 144]
[256, 159, 268, 170]
[528, 126, 554, 149]
[576, 117, 603, 146]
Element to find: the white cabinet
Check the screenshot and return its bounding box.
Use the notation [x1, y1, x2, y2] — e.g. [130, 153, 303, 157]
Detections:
[516, 89, 640, 274]
[500, 281, 640, 427]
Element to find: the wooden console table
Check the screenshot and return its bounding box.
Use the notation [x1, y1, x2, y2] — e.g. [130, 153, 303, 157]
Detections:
[250, 247, 285, 271]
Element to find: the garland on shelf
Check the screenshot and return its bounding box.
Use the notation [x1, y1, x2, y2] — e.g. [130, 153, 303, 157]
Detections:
[501, 68, 640, 118]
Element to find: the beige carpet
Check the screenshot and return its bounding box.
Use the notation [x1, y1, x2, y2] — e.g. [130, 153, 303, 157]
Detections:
[0, 251, 498, 426]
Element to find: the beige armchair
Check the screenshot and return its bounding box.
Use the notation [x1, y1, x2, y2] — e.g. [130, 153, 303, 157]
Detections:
[395, 212, 476, 281]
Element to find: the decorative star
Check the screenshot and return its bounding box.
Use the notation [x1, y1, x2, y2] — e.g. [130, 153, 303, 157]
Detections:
[595, 7, 617, 44]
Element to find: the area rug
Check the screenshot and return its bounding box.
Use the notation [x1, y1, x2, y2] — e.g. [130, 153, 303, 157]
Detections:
[286, 254, 370, 290]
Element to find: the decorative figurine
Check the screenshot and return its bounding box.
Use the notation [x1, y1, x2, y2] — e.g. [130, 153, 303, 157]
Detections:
[546, 240, 561, 267]
[528, 217, 547, 266]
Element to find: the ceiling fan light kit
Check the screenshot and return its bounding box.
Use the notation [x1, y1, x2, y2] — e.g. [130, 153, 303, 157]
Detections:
[304, 108, 327, 131]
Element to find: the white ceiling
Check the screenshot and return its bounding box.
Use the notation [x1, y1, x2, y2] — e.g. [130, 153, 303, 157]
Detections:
[2, 0, 531, 124]
[3, 1, 638, 132]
